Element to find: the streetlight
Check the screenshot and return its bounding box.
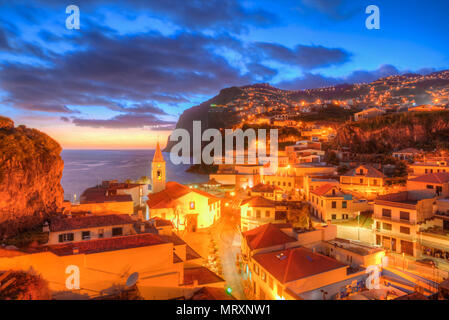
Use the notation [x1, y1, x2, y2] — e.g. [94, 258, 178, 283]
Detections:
[357, 211, 361, 241]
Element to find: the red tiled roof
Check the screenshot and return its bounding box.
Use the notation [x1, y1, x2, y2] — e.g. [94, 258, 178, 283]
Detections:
[147, 181, 220, 209]
[342, 165, 385, 178]
[243, 223, 297, 250]
[47, 233, 167, 256]
[50, 214, 134, 232]
[241, 196, 275, 208]
[311, 184, 337, 197]
[183, 267, 224, 285]
[409, 172, 449, 184]
[253, 247, 346, 284]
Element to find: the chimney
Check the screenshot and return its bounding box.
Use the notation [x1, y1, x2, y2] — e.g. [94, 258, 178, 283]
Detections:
[42, 221, 50, 233]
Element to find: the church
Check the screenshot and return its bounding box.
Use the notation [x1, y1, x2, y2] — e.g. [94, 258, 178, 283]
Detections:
[147, 142, 221, 232]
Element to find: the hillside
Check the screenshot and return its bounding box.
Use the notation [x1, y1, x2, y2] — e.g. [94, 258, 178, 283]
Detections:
[164, 71, 449, 153]
[0, 116, 64, 236]
[333, 111, 449, 154]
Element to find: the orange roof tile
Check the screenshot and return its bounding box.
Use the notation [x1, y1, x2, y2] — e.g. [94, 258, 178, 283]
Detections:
[409, 172, 449, 184]
[47, 233, 167, 256]
[147, 181, 219, 209]
[253, 247, 346, 284]
[241, 196, 275, 208]
[311, 184, 337, 197]
[342, 165, 385, 178]
[242, 223, 297, 250]
[183, 267, 224, 285]
[50, 214, 134, 232]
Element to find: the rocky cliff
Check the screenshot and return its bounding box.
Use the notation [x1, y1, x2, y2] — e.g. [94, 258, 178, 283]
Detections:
[333, 111, 449, 154]
[0, 116, 64, 232]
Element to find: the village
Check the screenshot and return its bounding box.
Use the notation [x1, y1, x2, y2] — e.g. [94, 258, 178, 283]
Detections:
[3, 99, 449, 301]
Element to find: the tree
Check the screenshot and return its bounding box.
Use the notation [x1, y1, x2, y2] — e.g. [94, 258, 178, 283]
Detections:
[0, 270, 51, 300]
[325, 151, 340, 166]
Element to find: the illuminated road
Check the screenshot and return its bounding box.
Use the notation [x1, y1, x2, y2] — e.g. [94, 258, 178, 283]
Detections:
[212, 206, 246, 300]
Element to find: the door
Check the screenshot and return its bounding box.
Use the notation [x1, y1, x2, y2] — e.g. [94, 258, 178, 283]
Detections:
[401, 240, 414, 256]
[186, 214, 198, 232]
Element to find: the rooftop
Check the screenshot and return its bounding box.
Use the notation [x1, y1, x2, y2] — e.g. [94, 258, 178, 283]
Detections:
[253, 247, 346, 284]
[342, 165, 385, 178]
[242, 223, 297, 251]
[183, 267, 224, 286]
[50, 214, 134, 232]
[325, 238, 384, 256]
[44, 233, 167, 256]
[241, 196, 276, 208]
[409, 172, 449, 184]
[147, 181, 220, 209]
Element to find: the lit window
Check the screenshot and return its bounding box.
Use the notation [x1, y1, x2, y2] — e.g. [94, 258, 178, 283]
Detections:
[190, 201, 195, 210]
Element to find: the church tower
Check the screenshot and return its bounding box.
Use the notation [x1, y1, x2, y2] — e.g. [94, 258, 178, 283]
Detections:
[151, 141, 166, 193]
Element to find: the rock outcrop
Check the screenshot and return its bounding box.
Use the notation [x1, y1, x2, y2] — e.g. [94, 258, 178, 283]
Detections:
[333, 111, 449, 154]
[0, 116, 64, 230]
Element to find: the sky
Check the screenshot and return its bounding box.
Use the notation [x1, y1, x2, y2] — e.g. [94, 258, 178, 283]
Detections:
[0, 0, 448, 149]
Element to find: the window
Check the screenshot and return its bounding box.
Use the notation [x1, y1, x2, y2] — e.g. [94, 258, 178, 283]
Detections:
[275, 211, 287, 220]
[400, 226, 410, 235]
[112, 227, 123, 237]
[256, 210, 261, 218]
[382, 223, 392, 231]
[157, 170, 162, 180]
[190, 201, 195, 210]
[342, 201, 347, 209]
[58, 233, 74, 243]
[342, 214, 349, 220]
[82, 231, 90, 240]
[283, 182, 286, 186]
[247, 210, 251, 217]
[360, 178, 364, 184]
[98, 229, 104, 238]
[261, 270, 267, 282]
[253, 263, 260, 275]
[288, 182, 291, 187]
[400, 211, 410, 221]
[268, 277, 273, 290]
[332, 201, 337, 209]
[265, 210, 270, 218]
[373, 179, 378, 186]
[321, 200, 323, 207]
[426, 185, 434, 190]
[332, 214, 337, 220]
[277, 284, 283, 297]
[382, 209, 392, 218]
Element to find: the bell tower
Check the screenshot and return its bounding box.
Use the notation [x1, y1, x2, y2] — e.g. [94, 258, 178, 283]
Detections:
[151, 141, 166, 193]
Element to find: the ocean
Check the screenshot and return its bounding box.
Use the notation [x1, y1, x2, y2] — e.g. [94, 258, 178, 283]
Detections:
[61, 149, 208, 201]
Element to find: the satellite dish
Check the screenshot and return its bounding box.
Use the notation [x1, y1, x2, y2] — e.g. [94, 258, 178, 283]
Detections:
[126, 272, 139, 287]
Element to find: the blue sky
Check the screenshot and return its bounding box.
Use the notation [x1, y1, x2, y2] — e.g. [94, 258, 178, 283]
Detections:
[0, 0, 448, 148]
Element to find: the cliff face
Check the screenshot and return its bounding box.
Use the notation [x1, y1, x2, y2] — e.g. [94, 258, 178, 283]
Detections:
[163, 87, 243, 152]
[333, 111, 449, 153]
[0, 116, 64, 227]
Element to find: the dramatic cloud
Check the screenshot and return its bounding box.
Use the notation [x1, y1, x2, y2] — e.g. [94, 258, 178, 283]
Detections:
[30, 0, 278, 33]
[0, 31, 257, 114]
[72, 113, 176, 130]
[254, 42, 351, 69]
